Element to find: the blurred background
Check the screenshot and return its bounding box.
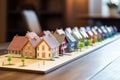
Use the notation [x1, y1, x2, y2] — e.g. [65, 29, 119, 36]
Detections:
[0, 0, 120, 42]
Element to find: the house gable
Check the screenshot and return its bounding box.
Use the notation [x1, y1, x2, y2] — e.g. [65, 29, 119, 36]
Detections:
[37, 39, 52, 59]
[22, 41, 35, 58]
[53, 33, 65, 44]
[7, 35, 28, 51]
[38, 40, 51, 51]
[56, 29, 65, 35]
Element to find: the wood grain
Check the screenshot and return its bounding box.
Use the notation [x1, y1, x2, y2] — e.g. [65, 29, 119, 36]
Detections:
[1, 38, 120, 80]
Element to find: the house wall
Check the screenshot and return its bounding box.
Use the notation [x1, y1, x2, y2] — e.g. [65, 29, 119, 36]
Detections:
[37, 41, 51, 59]
[8, 50, 21, 57]
[62, 40, 67, 53]
[59, 41, 67, 54]
[22, 42, 35, 58]
[52, 47, 59, 58]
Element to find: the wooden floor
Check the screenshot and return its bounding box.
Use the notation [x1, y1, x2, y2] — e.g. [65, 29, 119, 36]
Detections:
[0, 39, 120, 80]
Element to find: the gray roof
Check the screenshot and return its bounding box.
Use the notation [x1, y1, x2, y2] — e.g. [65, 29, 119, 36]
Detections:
[65, 32, 76, 42]
[44, 35, 60, 48]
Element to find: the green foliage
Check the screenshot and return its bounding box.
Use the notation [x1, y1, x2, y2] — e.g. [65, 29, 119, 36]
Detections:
[77, 41, 85, 51]
[97, 38, 102, 42]
[107, 2, 117, 8]
[21, 57, 25, 66]
[80, 42, 85, 48]
[7, 56, 12, 64]
[85, 39, 91, 46]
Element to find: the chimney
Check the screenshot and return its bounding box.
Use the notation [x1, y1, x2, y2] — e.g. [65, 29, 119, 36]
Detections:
[33, 36, 37, 41]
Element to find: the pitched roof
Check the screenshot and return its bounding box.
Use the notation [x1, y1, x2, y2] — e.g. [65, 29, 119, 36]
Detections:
[40, 30, 51, 37]
[41, 35, 60, 49]
[26, 31, 41, 47]
[26, 31, 39, 39]
[72, 28, 82, 40]
[97, 28, 102, 34]
[92, 28, 97, 35]
[80, 31, 88, 38]
[53, 33, 65, 44]
[101, 26, 108, 33]
[106, 27, 112, 33]
[7, 35, 28, 51]
[65, 27, 72, 33]
[87, 30, 93, 36]
[65, 32, 76, 42]
[56, 29, 65, 35]
[80, 27, 86, 31]
[29, 38, 41, 47]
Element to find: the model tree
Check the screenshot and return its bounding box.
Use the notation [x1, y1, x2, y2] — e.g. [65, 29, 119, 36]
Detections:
[7, 56, 12, 65]
[97, 37, 102, 42]
[77, 41, 85, 51]
[21, 57, 25, 66]
[85, 39, 91, 48]
[93, 35, 97, 43]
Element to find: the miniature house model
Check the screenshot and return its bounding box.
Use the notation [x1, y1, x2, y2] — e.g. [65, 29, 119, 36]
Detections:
[25, 32, 41, 58]
[37, 35, 60, 60]
[72, 27, 83, 40]
[53, 29, 67, 55]
[65, 27, 72, 34]
[79, 30, 89, 39]
[79, 27, 89, 40]
[7, 32, 41, 58]
[5, 25, 119, 74]
[7, 35, 33, 58]
[40, 30, 52, 37]
[65, 31, 77, 52]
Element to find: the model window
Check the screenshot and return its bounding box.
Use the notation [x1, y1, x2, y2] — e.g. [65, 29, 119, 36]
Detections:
[37, 53, 39, 56]
[61, 49, 63, 53]
[30, 53, 32, 56]
[42, 52, 45, 58]
[19, 51, 21, 55]
[17, 51, 19, 54]
[28, 47, 29, 49]
[49, 53, 51, 57]
[37, 47, 39, 50]
[48, 48, 50, 51]
[25, 52, 27, 56]
[42, 45, 45, 50]
[64, 41, 67, 45]
[56, 48, 58, 51]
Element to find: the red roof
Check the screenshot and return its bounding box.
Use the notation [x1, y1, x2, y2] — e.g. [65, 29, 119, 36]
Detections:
[7, 35, 28, 51]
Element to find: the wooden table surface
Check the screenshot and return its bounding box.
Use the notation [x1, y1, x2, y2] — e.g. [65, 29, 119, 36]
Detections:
[0, 39, 120, 80]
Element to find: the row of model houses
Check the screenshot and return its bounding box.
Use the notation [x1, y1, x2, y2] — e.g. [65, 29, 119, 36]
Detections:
[7, 26, 118, 60]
